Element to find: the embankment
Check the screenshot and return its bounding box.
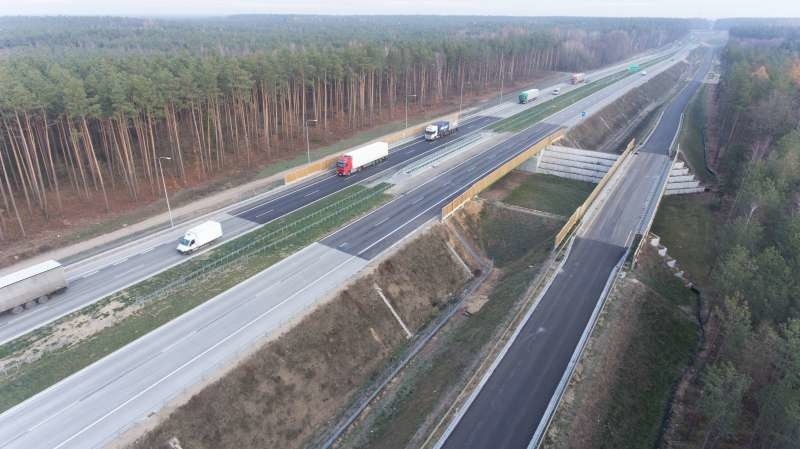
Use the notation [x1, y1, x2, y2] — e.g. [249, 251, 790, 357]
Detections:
[128, 224, 479, 449]
[564, 61, 689, 153]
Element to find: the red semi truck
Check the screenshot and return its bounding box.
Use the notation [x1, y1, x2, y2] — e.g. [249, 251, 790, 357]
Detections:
[336, 141, 389, 176]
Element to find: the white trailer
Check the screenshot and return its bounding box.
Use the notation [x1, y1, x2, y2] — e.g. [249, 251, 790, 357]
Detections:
[177, 220, 223, 254]
[571, 72, 586, 84]
[518, 89, 540, 104]
[0, 260, 68, 314]
[336, 141, 389, 176]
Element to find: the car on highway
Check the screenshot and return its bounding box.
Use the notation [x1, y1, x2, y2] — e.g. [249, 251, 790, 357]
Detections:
[552, 87, 561, 95]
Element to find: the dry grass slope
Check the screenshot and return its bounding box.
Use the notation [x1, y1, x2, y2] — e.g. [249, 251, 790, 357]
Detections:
[130, 228, 472, 449]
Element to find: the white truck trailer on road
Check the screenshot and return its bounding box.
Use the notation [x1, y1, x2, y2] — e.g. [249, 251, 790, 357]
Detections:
[0, 260, 68, 314]
[336, 141, 389, 176]
[177, 221, 223, 254]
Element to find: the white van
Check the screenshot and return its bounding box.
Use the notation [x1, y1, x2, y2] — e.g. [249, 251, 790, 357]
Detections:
[177, 221, 223, 254]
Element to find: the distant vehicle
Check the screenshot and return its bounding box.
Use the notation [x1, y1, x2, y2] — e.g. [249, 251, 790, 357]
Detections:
[552, 87, 561, 95]
[570, 73, 586, 84]
[424, 120, 458, 141]
[518, 88, 540, 104]
[336, 141, 389, 176]
[641, 70, 648, 76]
[628, 63, 641, 73]
[177, 221, 223, 254]
[0, 260, 68, 314]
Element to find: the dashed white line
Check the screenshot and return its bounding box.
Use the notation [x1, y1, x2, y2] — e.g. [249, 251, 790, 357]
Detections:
[304, 189, 320, 197]
[255, 209, 274, 218]
[112, 258, 128, 266]
[81, 270, 99, 279]
[140, 247, 156, 255]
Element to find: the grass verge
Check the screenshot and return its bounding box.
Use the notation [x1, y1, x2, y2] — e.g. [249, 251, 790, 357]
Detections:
[336, 203, 563, 449]
[651, 193, 720, 287]
[503, 173, 594, 217]
[0, 184, 392, 413]
[595, 248, 698, 449]
[679, 85, 715, 184]
[543, 244, 699, 449]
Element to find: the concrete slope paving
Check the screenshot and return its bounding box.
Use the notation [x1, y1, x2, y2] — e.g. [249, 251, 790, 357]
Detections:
[437, 49, 713, 449]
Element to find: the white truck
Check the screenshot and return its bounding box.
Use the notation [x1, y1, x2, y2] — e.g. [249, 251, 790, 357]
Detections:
[177, 220, 223, 254]
[571, 72, 586, 84]
[518, 89, 540, 104]
[0, 260, 68, 314]
[424, 120, 458, 140]
[336, 141, 389, 176]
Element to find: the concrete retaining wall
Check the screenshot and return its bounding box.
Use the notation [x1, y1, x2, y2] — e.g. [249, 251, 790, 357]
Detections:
[519, 145, 619, 184]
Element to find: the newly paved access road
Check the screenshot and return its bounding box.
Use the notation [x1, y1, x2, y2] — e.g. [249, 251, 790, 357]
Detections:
[437, 48, 713, 449]
[0, 45, 692, 449]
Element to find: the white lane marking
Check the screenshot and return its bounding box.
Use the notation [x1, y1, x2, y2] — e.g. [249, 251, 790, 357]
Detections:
[255, 209, 274, 218]
[112, 266, 142, 279]
[112, 258, 128, 266]
[81, 270, 98, 279]
[304, 189, 320, 197]
[372, 217, 389, 227]
[50, 254, 358, 449]
[140, 246, 156, 255]
[233, 173, 337, 217]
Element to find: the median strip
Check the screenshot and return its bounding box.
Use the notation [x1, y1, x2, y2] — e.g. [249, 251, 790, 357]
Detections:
[0, 183, 392, 413]
[492, 53, 675, 133]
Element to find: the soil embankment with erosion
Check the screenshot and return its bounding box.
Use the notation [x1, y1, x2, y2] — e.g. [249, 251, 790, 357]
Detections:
[127, 223, 480, 449]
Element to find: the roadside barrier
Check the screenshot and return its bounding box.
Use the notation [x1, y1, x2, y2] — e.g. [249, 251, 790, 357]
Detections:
[553, 138, 636, 247]
[284, 112, 461, 184]
[440, 129, 565, 219]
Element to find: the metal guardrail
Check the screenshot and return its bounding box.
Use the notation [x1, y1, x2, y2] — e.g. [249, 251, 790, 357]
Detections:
[124, 185, 390, 306]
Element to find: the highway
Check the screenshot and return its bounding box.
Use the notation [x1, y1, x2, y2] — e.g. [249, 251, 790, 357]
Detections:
[0, 44, 694, 449]
[0, 116, 496, 344]
[0, 42, 679, 345]
[436, 49, 713, 449]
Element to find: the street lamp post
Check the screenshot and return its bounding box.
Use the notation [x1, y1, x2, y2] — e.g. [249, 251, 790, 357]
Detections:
[459, 79, 470, 120]
[405, 94, 416, 130]
[157, 156, 174, 228]
[305, 119, 318, 164]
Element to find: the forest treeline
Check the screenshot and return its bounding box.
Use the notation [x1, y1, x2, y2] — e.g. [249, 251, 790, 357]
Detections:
[0, 16, 694, 241]
[679, 28, 800, 449]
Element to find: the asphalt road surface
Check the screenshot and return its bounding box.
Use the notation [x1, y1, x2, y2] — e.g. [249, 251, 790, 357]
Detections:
[437, 49, 713, 449]
[0, 45, 694, 449]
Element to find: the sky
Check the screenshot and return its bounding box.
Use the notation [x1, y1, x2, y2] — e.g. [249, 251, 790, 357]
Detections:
[0, 0, 799, 18]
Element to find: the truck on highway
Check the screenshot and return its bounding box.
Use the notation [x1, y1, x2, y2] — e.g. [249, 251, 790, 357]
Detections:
[0, 260, 68, 314]
[336, 141, 389, 176]
[517, 88, 540, 104]
[424, 120, 458, 141]
[177, 220, 223, 254]
[571, 72, 586, 84]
